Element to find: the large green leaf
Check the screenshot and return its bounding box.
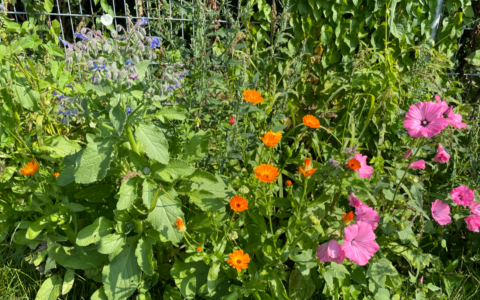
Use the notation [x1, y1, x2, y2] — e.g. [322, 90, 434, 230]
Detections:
[289, 268, 315, 300]
[110, 103, 127, 136]
[74, 184, 115, 202]
[135, 236, 156, 275]
[171, 260, 197, 299]
[147, 187, 183, 245]
[12, 78, 40, 111]
[135, 123, 169, 164]
[155, 105, 189, 121]
[74, 138, 115, 184]
[142, 178, 158, 209]
[186, 189, 224, 212]
[26, 215, 50, 240]
[48, 245, 108, 270]
[62, 269, 75, 295]
[76, 217, 113, 246]
[182, 130, 210, 163]
[117, 177, 139, 210]
[98, 233, 126, 254]
[35, 275, 62, 300]
[156, 159, 195, 182]
[91, 287, 108, 300]
[466, 50, 480, 66]
[39, 135, 81, 158]
[102, 238, 142, 300]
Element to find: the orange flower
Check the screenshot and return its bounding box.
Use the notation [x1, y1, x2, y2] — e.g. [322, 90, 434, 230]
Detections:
[196, 246, 202, 252]
[286, 180, 292, 186]
[342, 211, 354, 224]
[243, 90, 263, 105]
[296, 158, 317, 177]
[230, 196, 248, 212]
[54, 172, 60, 178]
[303, 115, 320, 128]
[254, 164, 279, 183]
[20, 160, 39, 176]
[348, 158, 361, 171]
[227, 249, 250, 272]
[175, 217, 186, 233]
[259, 130, 282, 147]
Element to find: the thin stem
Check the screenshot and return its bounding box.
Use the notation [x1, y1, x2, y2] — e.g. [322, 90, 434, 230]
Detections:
[126, 125, 139, 154]
[263, 184, 274, 236]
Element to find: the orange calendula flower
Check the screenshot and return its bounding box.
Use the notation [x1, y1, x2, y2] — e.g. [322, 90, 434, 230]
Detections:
[54, 172, 60, 178]
[175, 217, 186, 233]
[243, 90, 263, 105]
[196, 246, 202, 252]
[296, 158, 317, 177]
[303, 115, 320, 129]
[259, 130, 282, 147]
[230, 196, 248, 212]
[227, 249, 250, 272]
[286, 180, 292, 186]
[254, 164, 279, 183]
[342, 211, 354, 224]
[348, 158, 361, 171]
[20, 160, 39, 176]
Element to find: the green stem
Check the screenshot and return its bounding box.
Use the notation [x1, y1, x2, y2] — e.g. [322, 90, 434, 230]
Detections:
[263, 184, 274, 237]
[126, 125, 139, 154]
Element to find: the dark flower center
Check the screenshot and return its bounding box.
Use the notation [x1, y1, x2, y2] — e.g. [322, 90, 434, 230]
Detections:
[421, 120, 429, 126]
[351, 239, 357, 246]
[236, 259, 242, 264]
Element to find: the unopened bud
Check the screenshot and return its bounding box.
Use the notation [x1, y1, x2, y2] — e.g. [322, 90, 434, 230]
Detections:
[228, 231, 238, 241]
[238, 186, 249, 194]
[309, 215, 320, 225]
[75, 52, 82, 62]
[143, 167, 150, 175]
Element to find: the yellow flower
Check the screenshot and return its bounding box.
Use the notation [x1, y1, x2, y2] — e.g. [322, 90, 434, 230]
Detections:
[303, 115, 320, 129]
[296, 158, 317, 177]
[254, 164, 279, 183]
[243, 90, 263, 105]
[227, 249, 250, 272]
[20, 160, 39, 176]
[230, 196, 248, 212]
[259, 130, 282, 147]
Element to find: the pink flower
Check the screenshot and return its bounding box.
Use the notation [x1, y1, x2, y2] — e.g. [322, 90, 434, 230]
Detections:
[431, 200, 451, 225]
[404, 102, 449, 138]
[469, 201, 480, 216]
[316, 239, 346, 264]
[409, 160, 425, 169]
[450, 185, 474, 206]
[348, 193, 365, 208]
[354, 206, 379, 230]
[341, 222, 379, 266]
[435, 95, 449, 113]
[420, 276, 424, 283]
[230, 117, 235, 125]
[434, 145, 450, 164]
[403, 149, 412, 159]
[351, 153, 374, 179]
[444, 106, 467, 129]
[465, 215, 480, 232]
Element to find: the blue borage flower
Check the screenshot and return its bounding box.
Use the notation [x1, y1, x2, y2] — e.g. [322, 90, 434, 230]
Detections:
[126, 107, 133, 116]
[91, 63, 107, 71]
[58, 37, 72, 48]
[178, 70, 190, 78]
[167, 83, 180, 90]
[58, 109, 75, 116]
[125, 60, 132, 66]
[53, 91, 68, 101]
[73, 33, 91, 40]
[0, 5, 5, 11]
[149, 37, 162, 49]
[138, 17, 149, 25]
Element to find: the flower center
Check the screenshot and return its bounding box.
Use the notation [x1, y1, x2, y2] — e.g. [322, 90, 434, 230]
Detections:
[421, 120, 429, 126]
[237, 203, 241, 207]
[351, 240, 357, 246]
[236, 259, 242, 264]
[459, 195, 463, 199]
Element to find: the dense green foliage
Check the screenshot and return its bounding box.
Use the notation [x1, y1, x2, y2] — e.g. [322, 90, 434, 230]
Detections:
[0, 0, 480, 299]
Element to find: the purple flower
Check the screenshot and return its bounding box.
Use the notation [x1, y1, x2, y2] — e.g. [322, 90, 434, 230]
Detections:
[126, 107, 133, 116]
[125, 60, 132, 66]
[149, 37, 162, 49]
[58, 37, 71, 48]
[138, 17, 149, 25]
[73, 33, 91, 40]
[91, 63, 107, 71]
[178, 70, 190, 78]
[53, 91, 67, 101]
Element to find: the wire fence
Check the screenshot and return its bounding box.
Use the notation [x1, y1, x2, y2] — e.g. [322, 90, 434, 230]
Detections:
[1, 0, 479, 103]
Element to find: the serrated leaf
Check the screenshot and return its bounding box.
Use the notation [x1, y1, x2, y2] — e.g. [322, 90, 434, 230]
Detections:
[142, 178, 158, 209]
[62, 269, 75, 295]
[136, 60, 151, 80]
[182, 130, 210, 163]
[147, 187, 183, 245]
[74, 184, 115, 202]
[74, 139, 115, 184]
[135, 123, 169, 164]
[98, 233, 126, 254]
[39, 135, 81, 157]
[102, 238, 142, 300]
[188, 170, 218, 184]
[155, 105, 189, 121]
[135, 236, 156, 275]
[76, 217, 113, 246]
[289, 268, 315, 300]
[367, 258, 398, 288]
[156, 159, 195, 182]
[117, 177, 139, 210]
[35, 275, 62, 300]
[110, 103, 126, 135]
[186, 189, 224, 212]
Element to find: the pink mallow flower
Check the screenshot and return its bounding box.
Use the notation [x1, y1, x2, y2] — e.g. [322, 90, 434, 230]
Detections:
[230, 117, 235, 125]
[404, 102, 449, 138]
[348, 193, 365, 208]
[469, 201, 480, 216]
[445, 106, 466, 129]
[450, 185, 474, 206]
[431, 200, 451, 225]
[351, 153, 373, 179]
[403, 149, 412, 159]
[316, 239, 346, 264]
[354, 206, 379, 230]
[434, 145, 450, 164]
[341, 221, 379, 266]
[465, 215, 480, 232]
[435, 95, 449, 113]
[409, 160, 425, 169]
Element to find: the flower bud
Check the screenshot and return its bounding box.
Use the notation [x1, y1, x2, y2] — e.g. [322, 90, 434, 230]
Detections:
[228, 231, 238, 241]
[106, 71, 112, 80]
[143, 167, 150, 175]
[133, 55, 140, 64]
[91, 38, 97, 48]
[238, 186, 249, 194]
[139, 43, 145, 52]
[75, 52, 82, 62]
[111, 30, 118, 39]
[103, 42, 110, 52]
[119, 69, 127, 78]
[113, 71, 119, 81]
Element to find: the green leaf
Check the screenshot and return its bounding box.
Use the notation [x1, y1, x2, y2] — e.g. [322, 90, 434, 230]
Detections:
[171, 260, 197, 299]
[62, 269, 75, 295]
[135, 123, 170, 164]
[44, 0, 54, 13]
[186, 189, 224, 212]
[156, 159, 195, 182]
[76, 217, 113, 246]
[49, 245, 106, 270]
[91, 287, 108, 300]
[43, 42, 65, 57]
[142, 178, 158, 209]
[35, 275, 62, 300]
[288, 268, 315, 300]
[98, 233, 126, 254]
[74, 184, 115, 202]
[188, 170, 218, 184]
[269, 269, 290, 300]
[182, 130, 210, 163]
[466, 50, 480, 66]
[12, 78, 40, 112]
[207, 263, 221, 294]
[26, 216, 50, 240]
[39, 135, 81, 157]
[136, 60, 151, 80]
[155, 105, 189, 121]
[74, 138, 115, 184]
[135, 236, 156, 275]
[147, 187, 183, 245]
[86, 81, 113, 96]
[102, 238, 142, 300]
[110, 103, 127, 136]
[375, 288, 390, 300]
[367, 258, 398, 288]
[117, 177, 139, 210]
[163, 284, 183, 300]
